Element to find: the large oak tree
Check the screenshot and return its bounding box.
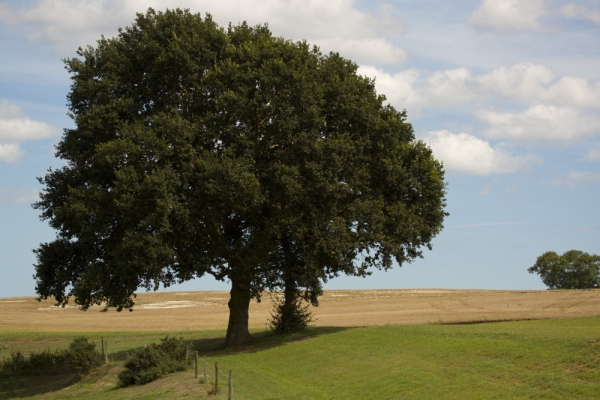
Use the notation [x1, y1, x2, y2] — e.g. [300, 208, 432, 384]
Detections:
[34, 8, 448, 346]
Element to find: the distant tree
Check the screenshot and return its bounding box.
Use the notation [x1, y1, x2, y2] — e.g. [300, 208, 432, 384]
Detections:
[528, 250, 600, 289]
[33, 8, 448, 347]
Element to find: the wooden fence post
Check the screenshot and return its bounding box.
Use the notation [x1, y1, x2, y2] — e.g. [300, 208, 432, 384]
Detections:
[101, 337, 104, 358]
[104, 340, 108, 364]
[203, 356, 207, 383]
[194, 351, 198, 379]
[228, 369, 233, 400]
[215, 362, 219, 394]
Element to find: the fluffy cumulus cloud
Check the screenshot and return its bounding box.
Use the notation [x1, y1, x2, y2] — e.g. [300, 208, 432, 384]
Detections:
[0, 0, 407, 65]
[360, 62, 600, 111]
[420, 68, 477, 107]
[359, 62, 600, 146]
[0, 100, 59, 163]
[561, 3, 600, 24]
[317, 38, 408, 67]
[469, 0, 547, 32]
[422, 130, 541, 176]
[477, 105, 600, 143]
[469, 63, 600, 109]
[357, 66, 419, 111]
[0, 101, 58, 142]
[0, 143, 24, 163]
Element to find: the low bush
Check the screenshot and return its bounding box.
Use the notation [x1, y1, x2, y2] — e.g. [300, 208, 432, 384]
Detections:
[269, 296, 314, 334]
[0, 348, 68, 375]
[66, 336, 101, 377]
[118, 336, 188, 386]
[0, 336, 100, 378]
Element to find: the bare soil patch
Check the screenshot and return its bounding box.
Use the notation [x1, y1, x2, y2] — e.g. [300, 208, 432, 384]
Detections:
[0, 289, 598, 332]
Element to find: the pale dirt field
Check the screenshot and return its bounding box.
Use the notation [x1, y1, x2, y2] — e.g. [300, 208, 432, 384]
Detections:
[0, 289, 599, 332]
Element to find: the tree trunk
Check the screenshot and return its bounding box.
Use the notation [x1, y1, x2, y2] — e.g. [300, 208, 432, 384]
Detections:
[281, 271, 297, 324]
[224, 274, 252, 347]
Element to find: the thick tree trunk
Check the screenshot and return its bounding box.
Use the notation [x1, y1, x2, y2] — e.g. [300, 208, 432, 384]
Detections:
[224, 274, 252, 347]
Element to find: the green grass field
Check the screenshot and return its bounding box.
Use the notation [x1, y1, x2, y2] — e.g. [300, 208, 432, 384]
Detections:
[1, 317, 599, 399]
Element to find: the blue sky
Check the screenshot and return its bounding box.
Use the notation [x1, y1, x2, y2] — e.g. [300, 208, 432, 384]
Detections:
[0, 0, 599, 298]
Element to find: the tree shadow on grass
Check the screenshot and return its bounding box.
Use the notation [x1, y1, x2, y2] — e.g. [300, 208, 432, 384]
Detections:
[0, 327, 354, 398]
[189, 326, 355, 356]
[0, 372, 77, 399]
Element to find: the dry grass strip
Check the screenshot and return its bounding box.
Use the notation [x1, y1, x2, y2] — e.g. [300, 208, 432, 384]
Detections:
[0, 289, 599, 332]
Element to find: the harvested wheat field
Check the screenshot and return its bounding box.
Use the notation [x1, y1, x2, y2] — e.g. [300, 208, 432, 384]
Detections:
[0, 289, 599, 332]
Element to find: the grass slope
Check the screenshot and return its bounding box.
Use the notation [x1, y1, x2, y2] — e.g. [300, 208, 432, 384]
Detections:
[1, 317, 599, 399]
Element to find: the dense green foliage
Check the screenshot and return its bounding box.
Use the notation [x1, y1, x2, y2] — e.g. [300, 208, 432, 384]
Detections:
[67, 337, 102, 377]
[0, 349, 67, 375]
[33, 8, 447, 346]
[0, 336, 99, 377]
[269, 295, 314, 333]
[118, 336, 188, 386]
[529, 250, 600, 289]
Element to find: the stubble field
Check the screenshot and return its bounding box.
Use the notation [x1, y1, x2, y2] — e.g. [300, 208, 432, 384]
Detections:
[1, 288, 599, 332]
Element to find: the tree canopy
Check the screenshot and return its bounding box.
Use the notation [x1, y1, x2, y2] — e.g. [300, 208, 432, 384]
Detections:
[33, 8, 448, 346]
[528, 250, 600, 289]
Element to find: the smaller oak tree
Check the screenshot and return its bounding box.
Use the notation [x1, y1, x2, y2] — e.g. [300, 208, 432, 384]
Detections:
[528, 250, 600, 289]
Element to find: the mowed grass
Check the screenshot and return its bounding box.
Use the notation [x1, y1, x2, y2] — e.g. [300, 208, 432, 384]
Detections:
[1, 317, 599, 399]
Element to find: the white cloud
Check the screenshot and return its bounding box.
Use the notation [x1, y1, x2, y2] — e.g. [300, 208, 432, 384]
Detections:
[0, 101, 59, 142]
[429, 63, 600, 109]
[475, 63, 555, 101]
[0, 0, 126, 54]
[583, 150, 600, 162]
[469, 0, 547, 32]
[0, 117, 57, 142]
[0, 101, 22, 119]
[421, 68, 477, 106]
[360, 62, 600, 147]
[0, 143, 24, 163]
[0, 101, 59, 163]
[474, 62, 600, 108]
[318, 38, 408, 66]
[477, 105, 600, 143]
[553, 171, 600, 185]
[0, 0, 407, 65]
[357, 66, 419, 110]
[561, 3, 600, 25]
[542, 76, 600, 109]
[359, 62, 600, 114]
[423, 130, 541, 176]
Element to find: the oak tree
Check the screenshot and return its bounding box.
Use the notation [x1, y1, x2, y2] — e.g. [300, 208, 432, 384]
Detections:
[34, 8, 448, 346]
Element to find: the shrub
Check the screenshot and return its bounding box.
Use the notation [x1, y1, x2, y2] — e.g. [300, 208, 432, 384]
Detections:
[66, 336, 101, 377]
[0, 351, 25, 374]
[0, 336, 99, 377]
[269, 296, 314, 334]
[118, 336, 188, 386]
[0, 348, 68, 375]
